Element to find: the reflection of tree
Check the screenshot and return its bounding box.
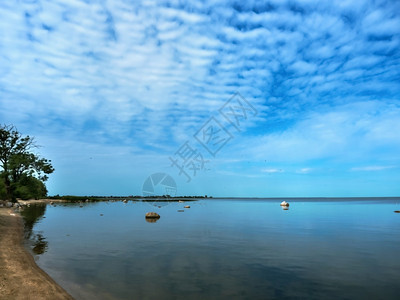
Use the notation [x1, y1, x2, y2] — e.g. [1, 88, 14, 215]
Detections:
[20, 204, 47, 238]
[20, 204, 48, 254]
[32, 233, 48, 254]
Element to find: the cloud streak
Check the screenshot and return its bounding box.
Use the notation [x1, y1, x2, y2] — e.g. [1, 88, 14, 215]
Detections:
[351, 166, 396, 172]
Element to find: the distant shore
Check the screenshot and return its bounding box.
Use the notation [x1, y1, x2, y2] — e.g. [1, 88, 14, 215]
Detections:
[0, 207, 73, 300]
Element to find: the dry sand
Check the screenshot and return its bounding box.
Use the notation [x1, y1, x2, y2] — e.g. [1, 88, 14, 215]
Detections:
[0, 207, 73, 300]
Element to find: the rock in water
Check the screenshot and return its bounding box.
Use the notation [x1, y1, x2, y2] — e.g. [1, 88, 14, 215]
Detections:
[145, 212, 160, 219]
[394, 210, 400, 213]
[280, 201, 289, 207]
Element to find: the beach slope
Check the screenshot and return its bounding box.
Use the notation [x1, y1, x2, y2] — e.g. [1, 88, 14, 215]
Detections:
[0, 208, 73, 300]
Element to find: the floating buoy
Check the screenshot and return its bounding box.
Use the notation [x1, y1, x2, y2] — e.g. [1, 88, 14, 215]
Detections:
[184, 205, 190, 208]
[280, 201, 289, 207]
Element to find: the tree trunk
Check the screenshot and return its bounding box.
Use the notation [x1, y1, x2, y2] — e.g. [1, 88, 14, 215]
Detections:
[4, 175, 13, 202]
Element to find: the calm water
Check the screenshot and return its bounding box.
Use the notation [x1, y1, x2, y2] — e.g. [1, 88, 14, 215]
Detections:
[23, 198, 400, 300]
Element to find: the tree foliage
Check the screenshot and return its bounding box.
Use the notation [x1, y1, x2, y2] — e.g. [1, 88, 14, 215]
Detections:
[0, 124, 54, 201]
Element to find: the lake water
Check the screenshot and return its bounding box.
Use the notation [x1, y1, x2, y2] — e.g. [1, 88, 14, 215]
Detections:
[22, 198, 400, 300]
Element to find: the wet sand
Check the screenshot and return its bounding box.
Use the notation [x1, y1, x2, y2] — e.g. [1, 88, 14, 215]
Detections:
[0, 208, 73, 300]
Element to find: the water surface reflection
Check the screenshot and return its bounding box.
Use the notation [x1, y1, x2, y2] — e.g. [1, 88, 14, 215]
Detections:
[24, 199, 400, 300]
[21, 204, 49, 254]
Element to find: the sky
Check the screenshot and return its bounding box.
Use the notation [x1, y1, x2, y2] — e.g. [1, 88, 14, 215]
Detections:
[0, 0, 399, 197]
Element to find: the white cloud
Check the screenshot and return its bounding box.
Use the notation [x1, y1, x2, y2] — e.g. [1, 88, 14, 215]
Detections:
[241, 101, 400, 163]
[350, 166, 396, 172]
[296, 168, 312, 174]
[261, 168, 284, 173]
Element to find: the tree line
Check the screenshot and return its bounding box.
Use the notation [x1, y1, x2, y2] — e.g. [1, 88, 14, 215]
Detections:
[0, 125, 54, 201]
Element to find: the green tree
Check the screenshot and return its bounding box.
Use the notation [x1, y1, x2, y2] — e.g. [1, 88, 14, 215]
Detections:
[14, 174, 48, 200]
[0, 124, 54, 201]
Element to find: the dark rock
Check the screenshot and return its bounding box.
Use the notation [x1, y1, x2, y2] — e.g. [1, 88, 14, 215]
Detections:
[394, 210, 400, 213]
[145, 212, 160, 219]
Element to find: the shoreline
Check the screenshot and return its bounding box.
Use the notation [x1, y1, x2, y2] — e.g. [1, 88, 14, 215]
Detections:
[17, 198, 70, 205]
[0, 208, 73, 300]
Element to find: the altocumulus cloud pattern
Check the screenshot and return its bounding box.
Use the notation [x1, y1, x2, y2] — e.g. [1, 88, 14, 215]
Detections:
[0, 0, 399, 196]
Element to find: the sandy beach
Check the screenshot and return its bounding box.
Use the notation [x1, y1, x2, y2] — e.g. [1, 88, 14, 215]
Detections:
[0, 207, 73, 300]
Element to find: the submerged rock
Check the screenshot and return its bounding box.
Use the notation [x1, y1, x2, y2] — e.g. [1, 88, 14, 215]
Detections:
[280, 201, 289, 207]
[145, 212, 160, 219]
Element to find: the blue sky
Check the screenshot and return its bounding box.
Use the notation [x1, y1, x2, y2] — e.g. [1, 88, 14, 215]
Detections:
[1, 0, 399, 197]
